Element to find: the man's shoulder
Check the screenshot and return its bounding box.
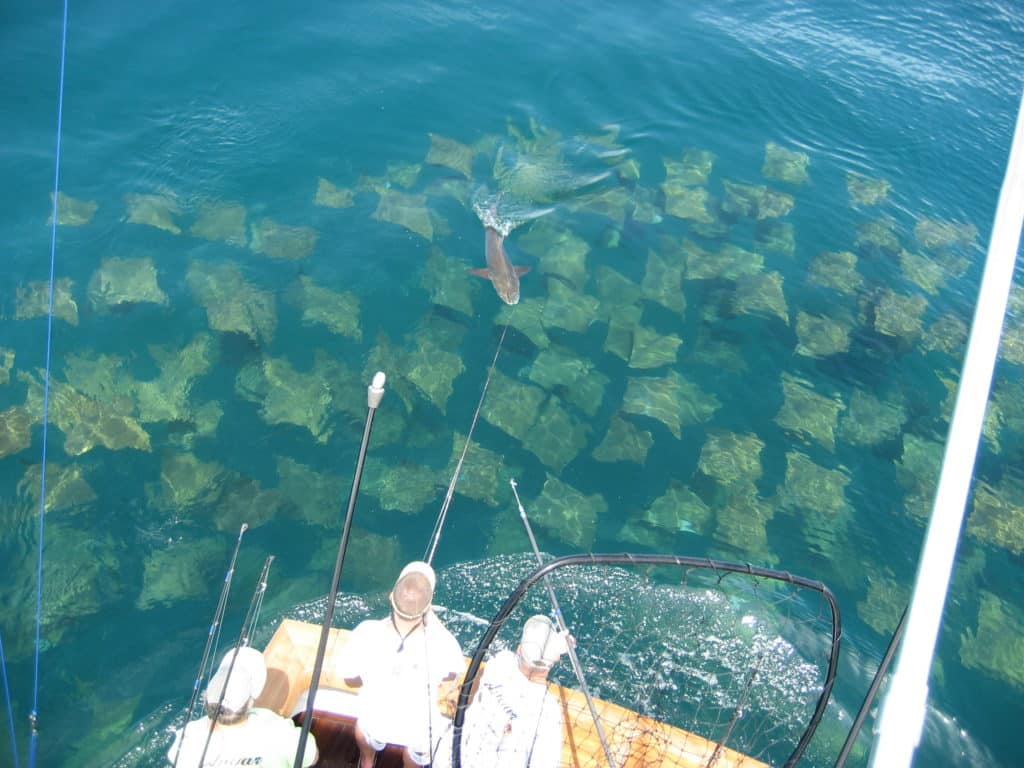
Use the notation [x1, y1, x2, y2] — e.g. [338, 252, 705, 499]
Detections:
[425, 616, 462, 650]
[350, 617, 390, 638]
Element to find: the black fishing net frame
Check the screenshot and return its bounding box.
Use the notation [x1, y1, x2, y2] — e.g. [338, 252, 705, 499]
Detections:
[450, 553, 841, 768]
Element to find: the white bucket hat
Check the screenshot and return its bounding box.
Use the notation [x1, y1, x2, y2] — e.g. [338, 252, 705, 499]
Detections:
[519, 615, 570, 669]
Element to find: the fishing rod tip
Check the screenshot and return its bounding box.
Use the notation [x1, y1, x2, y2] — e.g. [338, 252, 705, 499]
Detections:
[368, 371, 387, 408]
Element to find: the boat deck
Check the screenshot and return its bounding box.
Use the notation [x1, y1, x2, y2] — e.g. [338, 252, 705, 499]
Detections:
[258, 619, 769, 768]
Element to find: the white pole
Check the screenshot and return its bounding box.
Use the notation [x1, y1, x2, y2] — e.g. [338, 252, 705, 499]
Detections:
[870, 90, 1024, 767]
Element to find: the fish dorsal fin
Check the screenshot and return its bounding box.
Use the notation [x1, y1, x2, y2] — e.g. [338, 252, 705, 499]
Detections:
[468, 267, 492, 279]
[514, 265, 531, 276]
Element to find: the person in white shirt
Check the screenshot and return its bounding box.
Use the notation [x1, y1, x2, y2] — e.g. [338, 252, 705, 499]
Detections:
[167, 646, 318, 768]
[457, 615, 571, 768]
[337, 561, 466, 768]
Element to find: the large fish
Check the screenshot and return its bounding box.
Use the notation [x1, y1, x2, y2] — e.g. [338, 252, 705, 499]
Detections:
[469, 226, 530, 305]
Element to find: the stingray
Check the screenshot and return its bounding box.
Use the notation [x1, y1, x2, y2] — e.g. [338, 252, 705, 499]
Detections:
[779, 450, 850, 516]
[287, 275, 362, 341]
[426, 133, 476, 178]
[846, 173, 891, 206]
[20, 370, 151, 456]
[643, 480, 712, 535]
[687, 242, 764, 281]
[442, 432, 509, 507]
[594, 266, 642, 322]
[314, 177, 355, 208]
[135, 334, 219, 424]
[372, 189, 436, 241]
[49, 190, 98, 226]
[16, 277, 79, 326]
[855, 216, 901, 255]
[838, 389, 906, 447]
[592, 415, 653, 464]
[914, 216, 978, 250]
[762, 142, 810, 185]
[774, 373, 843, 452]
[190, 200, 248, 244]
[518, 220, 590, 290]
[895, 432, 943, 499]
[959, 591, 1024, 691]
[522, 396, 589, 472]
[628, 325, 682, 370]
[734, 271, 789, 324]
[755, 221, 796, 257]
[662, 182, 714, 223]
[899, 248, 947, 295]
[872, 289, 928, 339]
[186, 260, 277, 344]
[542, 279, 599, 334]
[603, 304, 643, 362]
[857, 568, 910, 635]
[807, 251, 862, 295]
[361, 457, 441, 515]
[699, 430, 765, 485]
[145, 451, 226, 512]
[566, 186, 633, 227]
[422, 247, 478, 317]
[664, 149, 716, 186]
[87, 256, 169, 312]
[0, 348, 13, 386]
[235, 356, 334, 443]
[529, 473, 606, 550]
[641, 249, 686, 317]
[138, 537, 227, 610]
[481, 369, 546, 442]
[721, 180, 794, 220]
[794, 311, 852, 357]
[406, 339, 465, 414]
[712, 484, 777, 566]
[967, 478, 1024, 556]
[250, 217, 318, 259]
[621, 374, 684, 437]
[125, 192, 182, 234]
[18, 461, 95, 515]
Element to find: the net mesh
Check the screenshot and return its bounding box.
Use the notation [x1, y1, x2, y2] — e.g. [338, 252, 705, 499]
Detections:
[450, 555, 838, 768]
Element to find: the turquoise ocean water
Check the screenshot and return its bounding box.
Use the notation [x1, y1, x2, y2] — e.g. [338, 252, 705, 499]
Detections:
[2, 0, 1023, 765]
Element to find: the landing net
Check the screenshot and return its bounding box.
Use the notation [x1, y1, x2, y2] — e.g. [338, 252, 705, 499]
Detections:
[451, 554, 840, 768]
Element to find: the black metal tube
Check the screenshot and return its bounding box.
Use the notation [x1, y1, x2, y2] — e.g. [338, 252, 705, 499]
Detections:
[293, 374, 385, 768]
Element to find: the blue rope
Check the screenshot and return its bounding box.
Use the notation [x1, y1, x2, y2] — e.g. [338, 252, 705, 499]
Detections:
[0, 628, 18, 768]
[30, 1, 71, 765]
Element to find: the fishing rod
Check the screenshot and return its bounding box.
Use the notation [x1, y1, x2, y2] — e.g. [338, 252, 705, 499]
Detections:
[199, 554, 275, 767]
[424, 324, 509, 565]
[705, 651, 764, 768]
[1, 627, 17, 768]
[171, 524, 248, 768]
[510, 478, 618, 768]
[293, 372, 386, 768]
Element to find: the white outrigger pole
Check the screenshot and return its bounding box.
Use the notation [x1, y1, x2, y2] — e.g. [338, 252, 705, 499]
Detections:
[870, 90, 1024, 767]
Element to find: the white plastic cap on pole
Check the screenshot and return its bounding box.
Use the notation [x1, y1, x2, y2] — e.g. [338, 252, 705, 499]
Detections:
[870, 90, 1024, 767]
